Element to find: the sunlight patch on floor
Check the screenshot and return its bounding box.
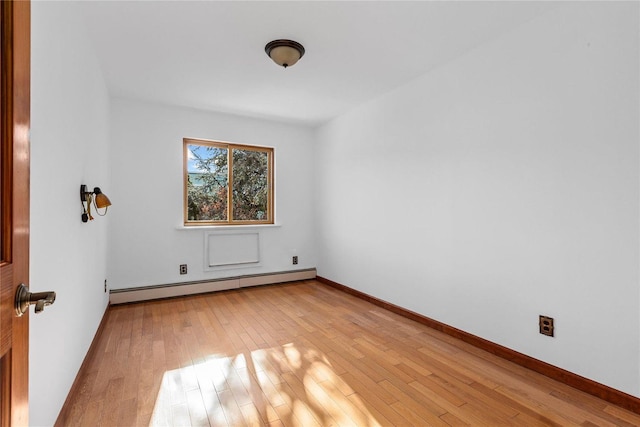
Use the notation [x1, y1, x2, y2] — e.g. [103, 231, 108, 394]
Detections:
[149, 344, 382, 426]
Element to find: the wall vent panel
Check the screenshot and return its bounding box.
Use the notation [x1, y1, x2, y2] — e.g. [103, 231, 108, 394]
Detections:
[205, 231, 260, 270]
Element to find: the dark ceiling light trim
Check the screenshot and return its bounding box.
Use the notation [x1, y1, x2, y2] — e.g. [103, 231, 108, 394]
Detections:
[265, 39, 305, 68]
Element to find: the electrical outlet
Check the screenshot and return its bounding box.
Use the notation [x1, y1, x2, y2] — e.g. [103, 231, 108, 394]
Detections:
[539, 315, 554, 337]
[292, 256, 298, 265]
[104, 279, 107, 293]
[179, 264, 188, 275]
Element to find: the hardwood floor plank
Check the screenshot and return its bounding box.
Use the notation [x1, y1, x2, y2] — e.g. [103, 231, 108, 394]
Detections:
[328, 352, 398, 405]
[280, 371, 333, 426]
[345, 393, 390, 427]
[186, 388, 211, 426]
[116, 397, 138, 427]
[379, 379, 449, 424]
[235, 366, 280, 424]
[338, 372, 407, 426]
[217, 388, 246, 426]
[79, 399, 103, 427]
[201, 389, 229, 427]
[389, 399, 447, 426]
[170, 402, 191, 427]
[59, 281, 640, 426]
[271, 397, 321, 427]
[293, 373, 360, 427]
[408, 378, 466, 408]
[136, 365, 161, 415]
[468, 380, 561, 425]
[550, 388, 640, 427]
[498, 381, 622, 427]
[101, 377, 125, 426]
[439, 411, 470, 427]
[603, 404, 640, 426]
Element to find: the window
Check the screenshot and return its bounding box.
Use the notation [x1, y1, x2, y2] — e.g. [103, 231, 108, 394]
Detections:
[184, 138, 274, 225]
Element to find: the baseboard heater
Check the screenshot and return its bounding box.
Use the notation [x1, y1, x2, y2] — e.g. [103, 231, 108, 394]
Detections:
[109, 268, 316, 305]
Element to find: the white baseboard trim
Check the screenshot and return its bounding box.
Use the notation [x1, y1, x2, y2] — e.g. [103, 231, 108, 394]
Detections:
[109, 268, 317, 305]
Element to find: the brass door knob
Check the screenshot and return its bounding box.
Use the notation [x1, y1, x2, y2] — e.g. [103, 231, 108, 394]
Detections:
[15, 283, 56, 316]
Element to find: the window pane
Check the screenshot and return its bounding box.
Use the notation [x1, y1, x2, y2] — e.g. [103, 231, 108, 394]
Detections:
[187, 144, 228, 221]
[232, 149, 269, 221]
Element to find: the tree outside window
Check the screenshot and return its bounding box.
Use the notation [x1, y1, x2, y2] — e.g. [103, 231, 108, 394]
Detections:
[184, 138, 273, 225]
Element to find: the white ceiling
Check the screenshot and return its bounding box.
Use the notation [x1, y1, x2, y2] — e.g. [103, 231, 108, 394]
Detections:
[78, 1, 556, 127]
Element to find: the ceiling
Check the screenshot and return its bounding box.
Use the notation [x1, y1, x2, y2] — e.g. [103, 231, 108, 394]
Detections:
[78, 1, 556, 127]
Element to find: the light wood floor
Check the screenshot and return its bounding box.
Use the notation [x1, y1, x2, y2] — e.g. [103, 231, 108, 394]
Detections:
[57, 280, 640, 426]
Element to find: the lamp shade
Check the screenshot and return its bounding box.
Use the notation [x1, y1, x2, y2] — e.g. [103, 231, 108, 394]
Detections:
[265, 40, 305, 68]
[93, 187, 111, 209]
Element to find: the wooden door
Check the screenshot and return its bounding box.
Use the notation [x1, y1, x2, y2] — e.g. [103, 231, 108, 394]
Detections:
[0, 1, 30, 426]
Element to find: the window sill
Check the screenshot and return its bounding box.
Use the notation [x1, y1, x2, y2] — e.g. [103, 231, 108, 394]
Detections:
[176, 223, 282, 231]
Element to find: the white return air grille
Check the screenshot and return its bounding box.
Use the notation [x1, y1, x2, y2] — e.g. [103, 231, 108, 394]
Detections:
[205, 231, 260, 270]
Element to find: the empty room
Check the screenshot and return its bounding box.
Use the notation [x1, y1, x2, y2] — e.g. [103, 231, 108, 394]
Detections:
[2, 0, 638, 425]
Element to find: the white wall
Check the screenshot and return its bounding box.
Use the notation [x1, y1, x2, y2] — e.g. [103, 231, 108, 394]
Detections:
[28, 3, 640, 424]
[315, 2, 639, 396]
[30, 2, 111, 425]
[108, 98, 316, 289]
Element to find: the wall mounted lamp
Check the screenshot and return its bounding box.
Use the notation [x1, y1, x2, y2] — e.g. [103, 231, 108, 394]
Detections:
[265, 39, 305, 68]
[80, 184, 111, 223]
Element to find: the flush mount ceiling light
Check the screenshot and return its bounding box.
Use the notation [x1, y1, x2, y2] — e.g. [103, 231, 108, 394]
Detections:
[265, 39, 305, 68]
